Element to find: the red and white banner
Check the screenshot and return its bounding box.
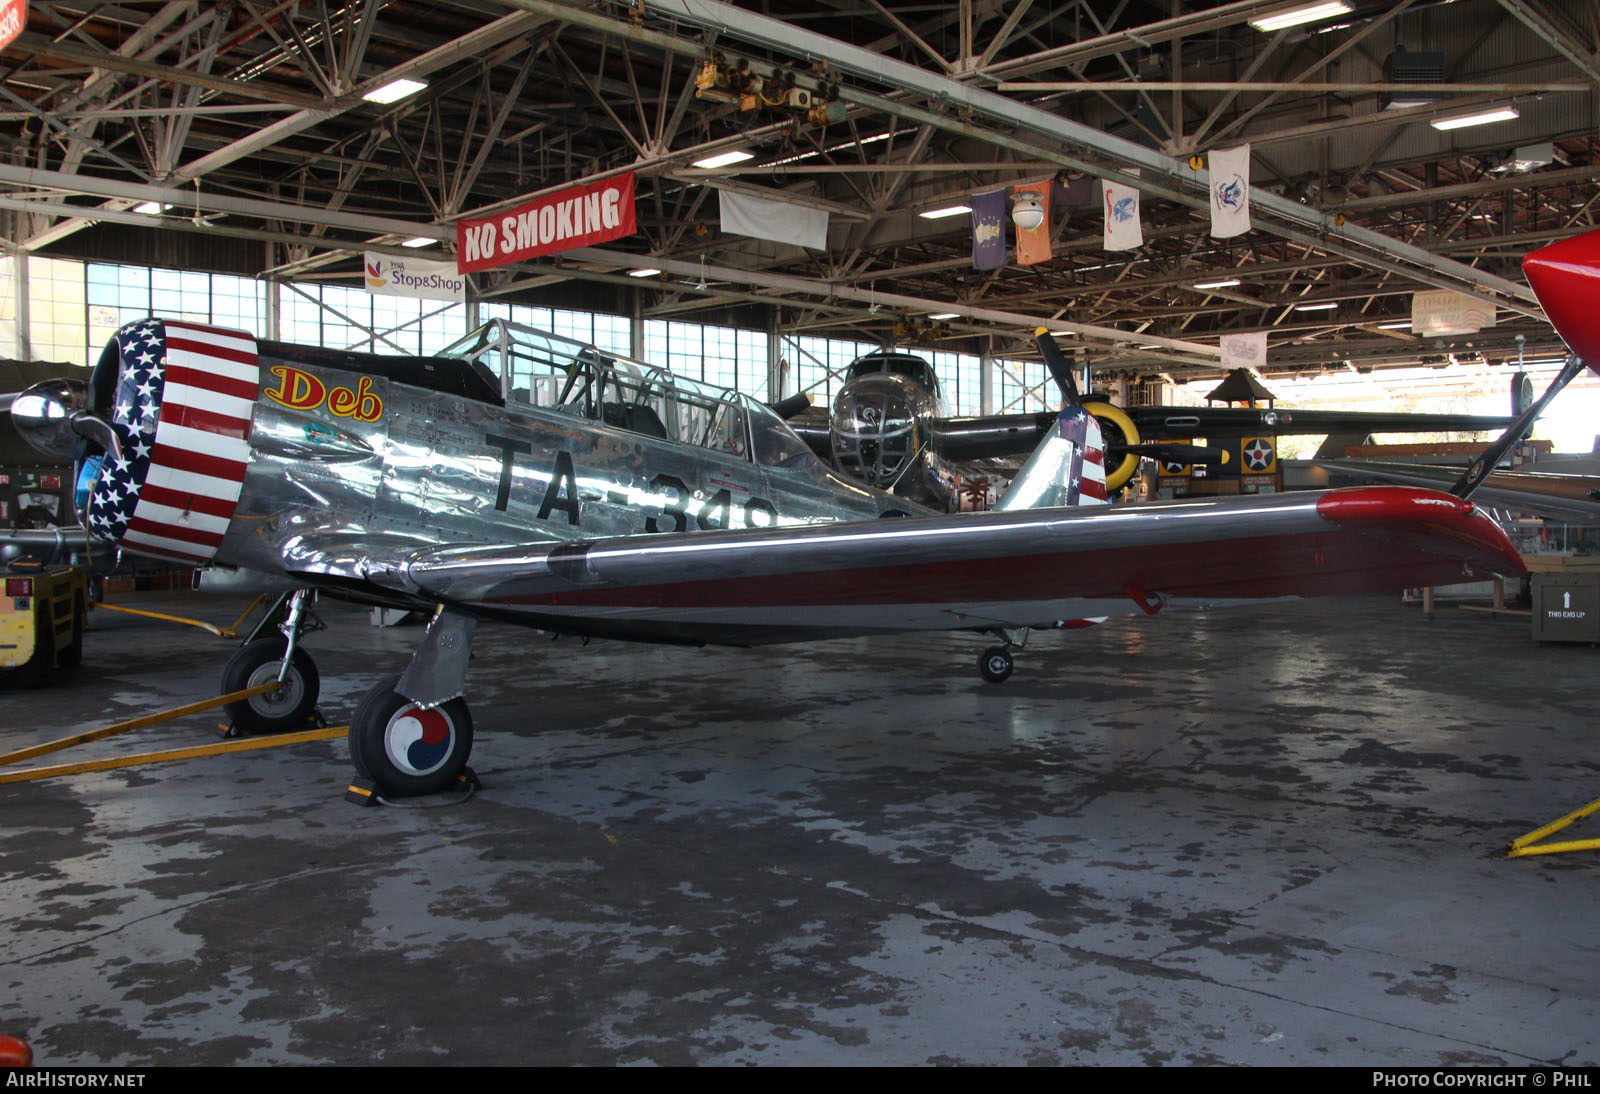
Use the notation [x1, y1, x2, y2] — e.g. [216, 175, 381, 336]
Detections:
[0, 0, 24, 53]
[456, 174, 636, 274]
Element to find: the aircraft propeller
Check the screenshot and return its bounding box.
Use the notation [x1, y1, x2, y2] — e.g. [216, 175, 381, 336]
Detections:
[1033, 328, 1224, 488]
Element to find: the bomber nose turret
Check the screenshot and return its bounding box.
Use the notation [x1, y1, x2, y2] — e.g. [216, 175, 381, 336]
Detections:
[830, 375, 923, 487]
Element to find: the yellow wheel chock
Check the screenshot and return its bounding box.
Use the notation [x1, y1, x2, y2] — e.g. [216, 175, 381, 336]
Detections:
[1507, 796, 1600, 858]
[0, 682, 345, 784]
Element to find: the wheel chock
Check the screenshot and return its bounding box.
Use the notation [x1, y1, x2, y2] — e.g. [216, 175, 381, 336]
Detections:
[343, 767, 481, 808]
[345, 777, 381, 806]
[221, 705, 326, 740]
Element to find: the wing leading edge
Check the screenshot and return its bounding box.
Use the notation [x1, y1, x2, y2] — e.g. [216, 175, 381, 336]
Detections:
[368, 486, 1523, 644]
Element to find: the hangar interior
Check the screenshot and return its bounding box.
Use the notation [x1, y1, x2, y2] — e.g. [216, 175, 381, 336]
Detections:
[4, 0, 1599, 402]
[2, 0, 1599, 1070]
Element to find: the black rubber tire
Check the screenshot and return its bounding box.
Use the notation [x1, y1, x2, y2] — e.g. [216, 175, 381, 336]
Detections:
[978, 645, 1014, 684]
[221, 637, 321, 733]
[349, 673, 474, 798]
[56, 593, 85, 668]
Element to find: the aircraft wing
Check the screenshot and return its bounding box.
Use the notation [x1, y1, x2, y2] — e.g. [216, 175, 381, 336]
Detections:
[1123, 406, 1513, 441]
[1317, 459, 1600, 523]
[367, 486, 1524, 644]
[922, 406, 1512, 460]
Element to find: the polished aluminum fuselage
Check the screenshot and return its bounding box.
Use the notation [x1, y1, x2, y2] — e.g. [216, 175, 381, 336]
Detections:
[219, 349, 897, 593]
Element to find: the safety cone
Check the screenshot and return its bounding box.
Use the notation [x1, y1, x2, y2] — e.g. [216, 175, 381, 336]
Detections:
[0, 1036, 32, 1066]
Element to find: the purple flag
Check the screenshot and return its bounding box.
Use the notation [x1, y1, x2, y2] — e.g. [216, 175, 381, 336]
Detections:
[971, 189, 1006, 270]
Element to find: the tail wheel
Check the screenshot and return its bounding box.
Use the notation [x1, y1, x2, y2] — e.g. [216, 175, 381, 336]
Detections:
[221, 637, 321, 734]
[978, 646, 1014, 684]
[350, 674, 474, 798]
[1085, 401, 1141, 492]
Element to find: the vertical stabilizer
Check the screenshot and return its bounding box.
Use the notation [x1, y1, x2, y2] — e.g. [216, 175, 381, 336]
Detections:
[995, 407, 1109, 511]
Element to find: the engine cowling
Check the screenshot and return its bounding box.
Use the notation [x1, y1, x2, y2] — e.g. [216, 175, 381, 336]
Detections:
[80, 319, 260, 564]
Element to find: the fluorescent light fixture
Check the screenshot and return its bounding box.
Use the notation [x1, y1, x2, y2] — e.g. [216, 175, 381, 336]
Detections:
[362, 77, 427, 104]
[919, 205, 971, 219]
[928, 313, 959, 321]
[692, 149, 754, 169]
[1249, 2, 1352, 32]
[1193, 278, 1241, 290]
[131, 201, 168, 215]
[626, 267, 661, 278]
[400, 236, 435, 248]
[1431, 106, 1519, 131]
[1294, 301, 1339, 311]
[1376, 320, 1412, 330]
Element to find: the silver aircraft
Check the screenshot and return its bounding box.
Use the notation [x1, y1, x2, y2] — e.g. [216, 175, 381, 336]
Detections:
[793, 343, 1517, 504]
[7, 314, 1526, 797]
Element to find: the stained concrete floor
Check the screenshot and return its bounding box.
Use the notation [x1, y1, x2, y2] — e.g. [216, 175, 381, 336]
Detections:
[0, 589, 1595, 1066]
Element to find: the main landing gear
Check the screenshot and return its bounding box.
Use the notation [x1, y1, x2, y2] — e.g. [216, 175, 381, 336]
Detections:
[348, 606, 478, 798]
[221, 589, 324, 734]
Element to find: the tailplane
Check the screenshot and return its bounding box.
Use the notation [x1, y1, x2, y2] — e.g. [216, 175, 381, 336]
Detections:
[995, 407, 1110, 511]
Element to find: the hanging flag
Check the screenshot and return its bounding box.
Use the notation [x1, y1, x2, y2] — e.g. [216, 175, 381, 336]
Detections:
[1013, 181, 1052, 266]
[1220, 331, 1268, 372]
[971, 189, 1007, 270]
[719, 188, 830, 251]
[1056, 175, 1097, 207]
[1209, 144, 1251, 239]
[1103, 178, 1142, 251]
[1412, 290, 1496, 335]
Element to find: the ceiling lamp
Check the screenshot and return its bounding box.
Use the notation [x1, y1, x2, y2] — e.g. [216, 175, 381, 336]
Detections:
[919, 205, 971, 219]
[1248, 2, 1352, 33]
[1431, 106, 1520, 131]
[693, 150, 754, 169]
[626, 268, 661, 278]
[400, 237, 435, 248]
[1294, 301, 1339, 311]
[362, 77, 427, 104]
[1193, 278, 1241, 290]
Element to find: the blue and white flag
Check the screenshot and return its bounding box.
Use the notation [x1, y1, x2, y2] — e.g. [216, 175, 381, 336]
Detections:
[1209, 144, 1251, 239]
[971, 189, 1007, 270]
[1103, 178, 1142, 251]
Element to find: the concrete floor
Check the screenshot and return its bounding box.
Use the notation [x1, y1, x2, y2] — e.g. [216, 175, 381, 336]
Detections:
[0, 589, 1595, 1066]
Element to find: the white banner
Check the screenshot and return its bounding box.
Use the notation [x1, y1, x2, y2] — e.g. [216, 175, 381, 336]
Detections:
[719, 188, 830, 251]
[1103, 179, 1142, 251]
[364, 253, 465, 303]
[1208, 144, 1251, 239]
[1411, 290, 1496, 336]
[1220, 330, 1268, 372]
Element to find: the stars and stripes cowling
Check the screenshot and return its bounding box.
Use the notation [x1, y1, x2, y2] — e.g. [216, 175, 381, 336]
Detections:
[86, 319, 259, 564]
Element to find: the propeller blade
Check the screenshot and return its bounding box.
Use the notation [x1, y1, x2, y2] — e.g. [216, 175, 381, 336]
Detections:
[767, 392, 813, 420]
[1033, 328, 1080, 406]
